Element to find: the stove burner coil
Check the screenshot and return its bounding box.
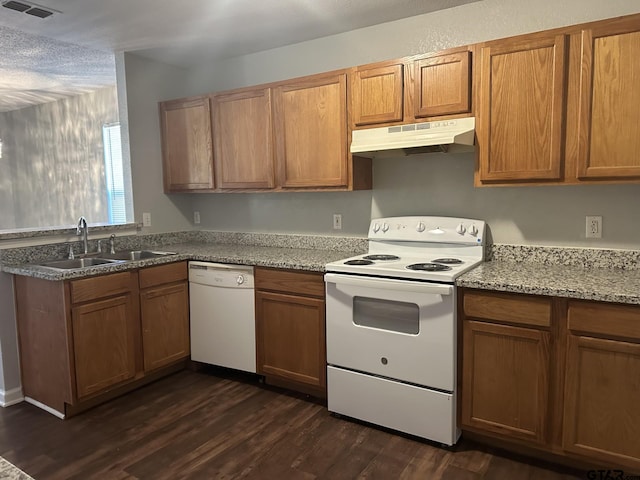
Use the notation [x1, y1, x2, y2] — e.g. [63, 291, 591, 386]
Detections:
[432, 258, 463, 265]
[344, 259, 375, 266]
[362, 254, 400, 261]
[405, 263, 452, 272]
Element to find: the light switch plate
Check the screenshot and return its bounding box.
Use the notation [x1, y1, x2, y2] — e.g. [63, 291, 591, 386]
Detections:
[142, 212, 152, 227]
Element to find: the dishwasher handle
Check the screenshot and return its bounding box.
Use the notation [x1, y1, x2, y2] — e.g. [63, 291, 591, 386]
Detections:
[188, 261, 254, 288]
[189, 261, 253, 272]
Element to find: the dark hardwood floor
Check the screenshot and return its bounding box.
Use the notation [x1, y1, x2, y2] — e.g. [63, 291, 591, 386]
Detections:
[0, 369, 583, 479]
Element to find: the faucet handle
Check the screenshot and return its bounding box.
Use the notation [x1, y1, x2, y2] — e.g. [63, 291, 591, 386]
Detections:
[108, 234, 116, 254]
[68, 244, 75, 259]
[96, 239, 103, 253]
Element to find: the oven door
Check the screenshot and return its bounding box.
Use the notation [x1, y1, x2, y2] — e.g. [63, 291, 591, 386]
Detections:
[325, 273, 456, 391]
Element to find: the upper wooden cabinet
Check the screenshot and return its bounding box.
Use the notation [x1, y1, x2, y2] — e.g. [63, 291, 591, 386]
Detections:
[159, 96, 215, 192]
[412, 50, 471, 119]
[273, 72, 349, 189]
[573, 21, 640, 180]
[351, 62, 404, 126]
[212, 88, 275, 190]
[476, 35, 567, 183]
[350, 48, 472, 128]
[476, 13, 640, 186]
[162, 71, 371, 192]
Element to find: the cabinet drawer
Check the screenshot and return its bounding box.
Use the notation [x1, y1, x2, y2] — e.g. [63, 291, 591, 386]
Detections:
[139, 261, 188, 289]
[568, 300, 640, 341]
[463, 290, 551, 328]
[71, 272, 134, 304]
[255, 267, 324, 298]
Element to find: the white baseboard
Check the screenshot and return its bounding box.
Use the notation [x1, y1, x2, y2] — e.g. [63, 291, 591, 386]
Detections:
[0, 387, 24, 407]
[24, 397, 65, 419]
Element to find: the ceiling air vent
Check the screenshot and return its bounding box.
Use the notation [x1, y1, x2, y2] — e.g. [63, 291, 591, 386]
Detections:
[2, 1, 30, 12]
[25, 6, 52, 17]
[1, 0, 57, 18]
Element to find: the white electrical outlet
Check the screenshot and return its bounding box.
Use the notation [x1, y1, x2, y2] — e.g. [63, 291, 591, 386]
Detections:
[142, 212, 152, 227]
[194, 211, 201, 224]
[333, 214, 342, 230]
[585, 215, 602, 239]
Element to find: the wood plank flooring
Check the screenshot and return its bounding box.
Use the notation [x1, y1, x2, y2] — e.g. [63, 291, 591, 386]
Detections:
[0, 369, 582, 479]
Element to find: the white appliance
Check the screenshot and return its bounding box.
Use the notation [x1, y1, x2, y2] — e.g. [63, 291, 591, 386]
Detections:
[325, 216, 486, 446]
[189, 261, 256, 373]
[350, 117, 475, 157]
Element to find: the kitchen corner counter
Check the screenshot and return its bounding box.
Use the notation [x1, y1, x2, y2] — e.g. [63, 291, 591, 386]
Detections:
[457, 260, 640, 305]
[1, 242, 361, 281]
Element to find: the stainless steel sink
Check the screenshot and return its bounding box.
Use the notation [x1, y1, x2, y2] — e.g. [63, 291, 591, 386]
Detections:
[37, 250, 177, 271]
[101, 250, 177, 261]
[39, 257, 124, 270]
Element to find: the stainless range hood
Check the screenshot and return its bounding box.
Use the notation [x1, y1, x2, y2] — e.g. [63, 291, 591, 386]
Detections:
[351, 117, 475, 158]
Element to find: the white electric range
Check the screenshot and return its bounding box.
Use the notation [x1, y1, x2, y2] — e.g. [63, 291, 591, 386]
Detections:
[324, 216, 486, 445]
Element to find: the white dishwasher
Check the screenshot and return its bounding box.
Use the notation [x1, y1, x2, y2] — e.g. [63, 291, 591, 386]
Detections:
[189, 261, 256, 373]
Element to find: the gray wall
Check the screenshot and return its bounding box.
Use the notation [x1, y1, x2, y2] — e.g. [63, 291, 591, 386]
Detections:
[120, 53, 196, 234]
[0, 272, 20, 402]
[0, 87, 118, 230]
[139, 0, 640, 249]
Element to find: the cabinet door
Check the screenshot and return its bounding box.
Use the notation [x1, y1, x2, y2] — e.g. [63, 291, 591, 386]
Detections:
[274, 73, 348, 188]
[575, 24, 640, 179]
[159, 96, 214, 192]
[351, 63, 404, 126]
[212, 88, 275, 189]
[563, 300, 640, 467]
[255, 291, 326, 388]
[72, 294, 137, 398]
[413, 51, 471, 118]
[141, 282, 190, 372]
[477, 35, 567, 182]
[462, 320, 550, 444]
[563, 335, 640, 465]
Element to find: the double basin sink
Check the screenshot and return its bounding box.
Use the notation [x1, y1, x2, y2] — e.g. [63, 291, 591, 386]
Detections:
[38, 250, 177, 271]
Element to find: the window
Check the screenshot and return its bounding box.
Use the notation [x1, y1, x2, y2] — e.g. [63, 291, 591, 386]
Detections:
[102, 123, 127, 224]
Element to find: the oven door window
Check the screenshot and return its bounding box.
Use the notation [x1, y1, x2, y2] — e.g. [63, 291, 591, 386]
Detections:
[353, 296, 419, 335]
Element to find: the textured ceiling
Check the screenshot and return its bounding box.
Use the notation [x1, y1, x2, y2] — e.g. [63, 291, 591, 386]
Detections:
[0, 26, 115, 112]
[0, 0, 480, 111]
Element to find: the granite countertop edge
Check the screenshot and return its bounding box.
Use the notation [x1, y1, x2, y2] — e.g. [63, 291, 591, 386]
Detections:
[456, 260, 640, 305]
[4, 243, 640, 306]
[1, 242, 356, 281]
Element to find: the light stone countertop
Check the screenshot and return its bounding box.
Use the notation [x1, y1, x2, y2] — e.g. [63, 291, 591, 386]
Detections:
[1, 242, 360, 281]
[456, 260, 640, 305]
[4, 238, 640, 306]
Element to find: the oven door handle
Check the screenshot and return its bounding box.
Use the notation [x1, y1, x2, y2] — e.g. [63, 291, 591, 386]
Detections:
[324, 273, 453, 296]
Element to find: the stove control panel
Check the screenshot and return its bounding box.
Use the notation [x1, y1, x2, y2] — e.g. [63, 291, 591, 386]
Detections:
[369, 216, 485, 245]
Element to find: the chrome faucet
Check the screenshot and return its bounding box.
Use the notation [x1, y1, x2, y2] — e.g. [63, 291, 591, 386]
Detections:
[77, 216, 89, 254]
[108, 233, 116, 254]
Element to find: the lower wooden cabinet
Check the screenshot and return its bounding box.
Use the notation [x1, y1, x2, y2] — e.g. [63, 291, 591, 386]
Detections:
[139, 262, 190, 372]
[462, 320, 550, 444]
[72, 294, 138, 398]
[462, 290, 553, 444]
[255, 267, 326, 396]
[15, 261, 189, 417]
[562, 301, 640, 467]
[460, 289, 640, 471]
